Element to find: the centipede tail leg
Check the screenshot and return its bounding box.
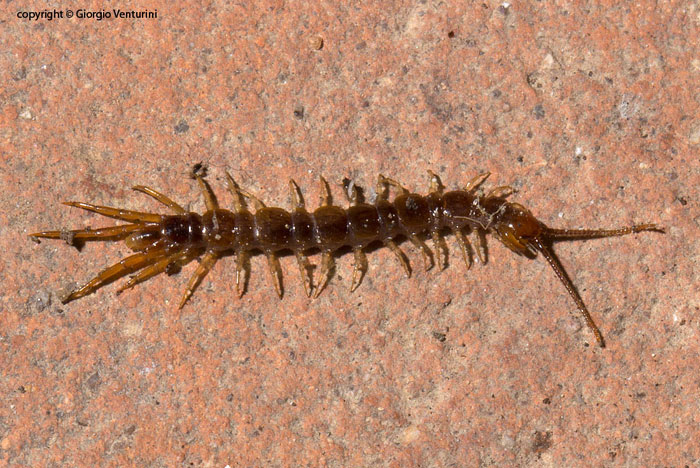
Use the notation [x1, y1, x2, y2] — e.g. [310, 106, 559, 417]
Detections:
[62, 249, 168, 304]
[30, 224, 143, 243]
[532, 237, 606, 348]
[117, 248, 198, 293]
[62, 202, 163, 223]
[132, 186, 186, 214]
[179, 250, 219, 309]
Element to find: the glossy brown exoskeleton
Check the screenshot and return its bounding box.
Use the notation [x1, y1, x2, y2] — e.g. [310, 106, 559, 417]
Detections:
[31, 170, 663, 347]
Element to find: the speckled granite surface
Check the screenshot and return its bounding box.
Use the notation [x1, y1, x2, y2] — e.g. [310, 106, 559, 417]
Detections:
[1, 1, 697, 466]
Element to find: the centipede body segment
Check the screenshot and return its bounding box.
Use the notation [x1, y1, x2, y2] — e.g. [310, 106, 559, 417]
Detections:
[30, 169, 664, 347]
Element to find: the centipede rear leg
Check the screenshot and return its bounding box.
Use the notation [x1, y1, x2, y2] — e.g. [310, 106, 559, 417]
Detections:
[117, 247, 200, 294]
[61, 247, 170, 304]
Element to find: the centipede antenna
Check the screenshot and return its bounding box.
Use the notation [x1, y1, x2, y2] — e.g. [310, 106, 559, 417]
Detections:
[531, 237, 606, 347]
[541, 224, 664, 241]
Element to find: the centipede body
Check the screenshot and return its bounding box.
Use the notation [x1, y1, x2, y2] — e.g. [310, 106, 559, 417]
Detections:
[30, 169, 664, 348]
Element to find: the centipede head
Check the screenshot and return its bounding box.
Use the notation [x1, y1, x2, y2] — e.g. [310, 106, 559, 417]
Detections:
[494, 202, 543, 257]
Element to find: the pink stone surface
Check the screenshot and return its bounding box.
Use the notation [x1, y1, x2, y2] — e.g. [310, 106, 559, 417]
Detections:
[1, 1, 697, 466]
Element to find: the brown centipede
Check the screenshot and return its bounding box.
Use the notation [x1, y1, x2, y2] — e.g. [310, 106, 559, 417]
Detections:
[30, 168, 664, 348]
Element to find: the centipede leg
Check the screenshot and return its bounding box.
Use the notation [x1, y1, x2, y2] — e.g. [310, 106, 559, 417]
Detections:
[178, 250, 219, 309]
[465, 172, 490, 193]
[474, 229, 488, 264]
[235, 250, 248, 297]
[132, 186, 186, 214]
[431, 231, 448, 270]
[428, 170, 444, 192]
[487, 185, 516, 198]
[319, 176, 331, 206]
[342, 178, 360, 205]
[62, 202, 163, 223]
[426, 171, 447, 270]
[193, 174, 218, 211]
[61, 249, 168, 304]
[313, 251, 334, 298]
[266, 252, 284, 298]
[225, 172, 246, 211]
[453, 229, 474, 270]
[376, 174, 408, 198]
[409, 235, 434, 271]
[30, 224, 143, 243]
[295, 251, 312, 297]
[117, 248, 197, 293]
[385, 239, 411, 277]
[289, 179, 305, 208]
[350, 248, 368, 292]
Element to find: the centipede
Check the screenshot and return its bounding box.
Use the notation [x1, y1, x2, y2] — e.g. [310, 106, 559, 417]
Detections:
[30, 167, 664, 348]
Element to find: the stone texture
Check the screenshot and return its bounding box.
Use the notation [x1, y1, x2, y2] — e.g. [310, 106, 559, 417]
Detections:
[1, 1, 697, 466]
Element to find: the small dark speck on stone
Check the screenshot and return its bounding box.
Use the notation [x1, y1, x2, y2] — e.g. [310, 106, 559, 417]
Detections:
[532, 104, 545, 120]
[542, 397, 551, 404]
[293, 106, 304, 119]
[174, 121, 189, 134]
[532, 431, 553, 454]
[447, 30, 455, 38]
[492, 89, 502, 98]
[432, 331, 447, 342]
[526, 131, 533, 138]
[517, 156, 524, 163]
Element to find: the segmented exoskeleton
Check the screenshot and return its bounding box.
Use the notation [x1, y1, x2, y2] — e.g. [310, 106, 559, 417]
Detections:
[31, 169, 663, 347]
